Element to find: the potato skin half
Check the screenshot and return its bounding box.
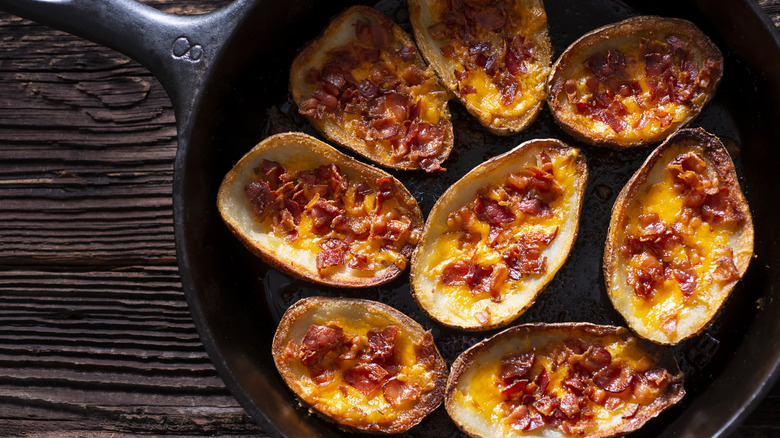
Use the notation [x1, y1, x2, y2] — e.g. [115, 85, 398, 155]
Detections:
[216, 132, 423, 288]
[272, 296, 448, 434]
[445, 323, 685, 438]
[547, 16, 723, 148]
[604, 128, 754, 344]
[409, 0, 552, 135]
[410, 138, 587, 331]
[290, 6, 454, 171]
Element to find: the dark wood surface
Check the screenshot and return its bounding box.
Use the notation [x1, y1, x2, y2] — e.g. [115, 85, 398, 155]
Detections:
[0, 0, 777, 436]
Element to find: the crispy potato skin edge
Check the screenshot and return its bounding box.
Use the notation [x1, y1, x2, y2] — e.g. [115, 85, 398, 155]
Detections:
[289, 6, 455, 170]
[408, 0, 553, 135]
[271, 296, 448, 434]
[546, 16, 724, 148]
[409, 138, 588, 331]
[216, 132, 423, 288]
[603, 127, 755, 345]
[444, 322, 686, 438]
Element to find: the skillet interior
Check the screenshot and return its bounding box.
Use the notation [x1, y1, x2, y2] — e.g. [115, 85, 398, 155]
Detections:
[175, 0, 780, 436]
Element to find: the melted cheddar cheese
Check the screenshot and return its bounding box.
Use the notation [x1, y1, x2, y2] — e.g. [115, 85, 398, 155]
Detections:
[622, 141, 742, 335]
[284, 315, 438, 426]
[426, 0, 550, 124]
[427, 150, 579, 325]
[247, 160, 419, 278]
[550, 28, 719, 145]
[453, 332, 670, 437]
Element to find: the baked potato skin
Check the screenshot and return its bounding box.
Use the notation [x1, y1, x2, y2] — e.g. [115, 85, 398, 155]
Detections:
[217, 132, 423, 288]
[272, 296, 448, 434]
[409, 0, 552, 135]
[604, 128, 754, 344]
[290, 6, 454, 171]
[547, 16, 723, 148]
[445, 323, 685, 438]
[410, 139, 587, 331]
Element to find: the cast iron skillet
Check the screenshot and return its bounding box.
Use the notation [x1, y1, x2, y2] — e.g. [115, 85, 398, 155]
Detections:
[2, 0, 779, 436]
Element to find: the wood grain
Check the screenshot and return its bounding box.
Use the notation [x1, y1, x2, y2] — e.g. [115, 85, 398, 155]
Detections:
[0, 0, 777, 436]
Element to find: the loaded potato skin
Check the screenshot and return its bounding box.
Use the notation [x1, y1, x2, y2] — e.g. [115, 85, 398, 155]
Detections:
[547, 16, 723, 148]
[272, 296, 448, 434]
[445, 323, 684, 438]
[290, 6, 453, 172]
[409, 0, 552, 135]
[411, 139, 587, 330]
[604, 128, 754, 344]
[217, 132, 423, 288]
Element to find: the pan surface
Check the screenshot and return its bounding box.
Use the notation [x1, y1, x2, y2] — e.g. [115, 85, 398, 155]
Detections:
[174, 0, 780, 437]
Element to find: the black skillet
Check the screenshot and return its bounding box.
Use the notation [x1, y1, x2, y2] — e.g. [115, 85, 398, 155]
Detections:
[2, 0, 779, 436]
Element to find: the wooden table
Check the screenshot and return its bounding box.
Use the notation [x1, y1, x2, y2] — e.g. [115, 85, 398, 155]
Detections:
[0, 0, 777, 436]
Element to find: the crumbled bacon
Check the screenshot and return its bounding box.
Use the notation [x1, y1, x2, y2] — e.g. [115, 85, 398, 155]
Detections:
[436, 153, 564, 298]
[367, 325, 398, 360]
[245, 161, 417, 276]
[299, 17, 447, 171]
[300, 325, 345, 366]
[343, 362, 389, 396]
[425, 0, 536, 106]
[382, 377, 420, 406]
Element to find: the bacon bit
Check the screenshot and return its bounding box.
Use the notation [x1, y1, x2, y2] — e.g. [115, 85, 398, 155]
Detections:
[475, 195, 515, 224]
[454, 69, 469, 81]
[644, 367, 670, 386]
[560, 392, 580, 418]
[501, 350, 535, 381]
[627, 251, 664, 298]
[415, 331, 438, 366]
[508, 404, 531, 430]
[397, 45, 416, 61]
[300, 325, 344, 366]
[662, 315, 678, 335]
[343, 363, 389, 396]
[440, 44, 457, 59]
[474, 308, 491, 325]
[564, 79, 578, 102]
[460, 84, 477, 95]
[594, 364, 634, 393]
[316, 238, 349, 270]
[672, 261, 697, 297]
[245, 181, 274, 216]
[367, 325, 398, 360]
[402, 65, 426, 86]
[475, 7, 506, 31]
[578, 346, 612, 374]
[347, 252, 373, 271]
[498, 74, 519, 106]
[382, 377, 420, 406]
[532, 394, 558, 417]
[370, 24, 387, 49]
[712, 251, 739, 282]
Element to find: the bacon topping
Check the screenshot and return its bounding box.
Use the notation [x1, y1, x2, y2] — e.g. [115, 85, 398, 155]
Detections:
[569, 34, 717, 133]
[299, 17, 447, 171]
[496, 340, 663, 434]
[437, 151, 565, 301]
[296, 323, 430, 406]
[244, 161, 417, 277]
[426, 0, 537, 107]
[622, 151, 743, 300]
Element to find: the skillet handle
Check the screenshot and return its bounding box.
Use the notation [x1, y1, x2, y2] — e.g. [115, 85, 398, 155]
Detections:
[0, 0, 255, 121]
